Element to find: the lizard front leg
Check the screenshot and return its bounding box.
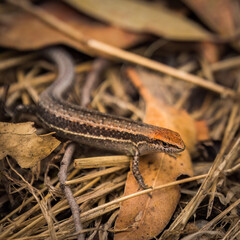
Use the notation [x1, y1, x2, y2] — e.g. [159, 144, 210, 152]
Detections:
[132, 150, 149, 189]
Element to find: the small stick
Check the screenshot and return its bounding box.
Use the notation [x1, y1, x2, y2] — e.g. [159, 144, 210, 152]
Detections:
[58, 143, 85, 240]
[200, 198, 240, 232]
[0, 84, 9, 120]
[0, 62, 91, 96]
[0, 53, 37, 71]
[81, 58, 109, 107]
[74, 155, 130, 169]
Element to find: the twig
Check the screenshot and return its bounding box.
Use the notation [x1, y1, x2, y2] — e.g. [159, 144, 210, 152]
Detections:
[0, 176, 58, 225]
[81, 58, 109, 107]
[211, 55, 240, 72]
[200, 198, 240, 232]
[0, 62, 91, 97]
[0, 53, 37, 71]
[5, 158, 57, 240]
[101, 210, 119, 239]
[222, 219, 240, 240]
[65, 166, 127, 185]
[180, 231, 224, 240]
[80, 174, 207, 218]
[58, 143, 85, 240]
[74, 155, 130, 169]
[0, 83, 9, 121]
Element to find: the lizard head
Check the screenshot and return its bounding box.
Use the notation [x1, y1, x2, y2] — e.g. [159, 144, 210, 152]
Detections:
[137, 126, 185, 155]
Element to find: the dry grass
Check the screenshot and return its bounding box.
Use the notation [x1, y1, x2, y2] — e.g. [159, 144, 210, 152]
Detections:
[0, 1, 240, 240]
[1, 51, 239, 239]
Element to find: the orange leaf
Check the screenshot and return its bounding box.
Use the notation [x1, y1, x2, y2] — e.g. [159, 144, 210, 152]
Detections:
[195, 120, 210, 141]
[114, 68, 196, 239]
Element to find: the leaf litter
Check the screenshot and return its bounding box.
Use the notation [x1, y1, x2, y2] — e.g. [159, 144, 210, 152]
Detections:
[0, 0, 240, 239]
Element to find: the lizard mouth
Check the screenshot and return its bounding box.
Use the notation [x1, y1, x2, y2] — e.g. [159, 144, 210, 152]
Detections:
[179, 142, 186, 152]
[176, 139, 185, 152]
[166, 142, 185, 153]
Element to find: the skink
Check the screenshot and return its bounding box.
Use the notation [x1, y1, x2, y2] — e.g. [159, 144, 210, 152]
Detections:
[36, 47, 185, 189]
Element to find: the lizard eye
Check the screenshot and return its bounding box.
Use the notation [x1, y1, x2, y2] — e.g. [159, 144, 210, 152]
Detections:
[162, 142, 168, 147]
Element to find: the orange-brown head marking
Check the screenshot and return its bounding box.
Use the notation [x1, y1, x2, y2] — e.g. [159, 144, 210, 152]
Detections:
[136, 125, 185, 155]
[151, 128, 185, 151]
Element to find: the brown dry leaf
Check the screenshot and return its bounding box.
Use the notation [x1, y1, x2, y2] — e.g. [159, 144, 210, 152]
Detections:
[195, 120, 210, 141]
[0, 1, 145, 51]
[198, 42, 220, 63]
[183, 0, 237, 36]
[65, 0, 212, 41]
[0, 122, 60, 168]
[114, 68, 196, 240]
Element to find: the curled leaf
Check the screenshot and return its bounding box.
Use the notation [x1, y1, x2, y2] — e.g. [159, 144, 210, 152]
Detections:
[0, 122, 60, 168]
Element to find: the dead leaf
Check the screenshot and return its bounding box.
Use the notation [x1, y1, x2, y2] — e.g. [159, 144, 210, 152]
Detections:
[65, 0, 213, 41]
[198, 42, 220, 63]
[183, 0, 237, 36]
[0, 122, 60, 168]
[114, 68, 196, 240]
[195, 121, 210, 142]
[0, 1, 146, 51]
